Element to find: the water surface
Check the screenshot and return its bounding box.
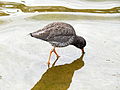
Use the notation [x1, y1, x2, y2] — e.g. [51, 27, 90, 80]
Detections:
[31, 54, 84, 90]
[0, 0, 120, 90]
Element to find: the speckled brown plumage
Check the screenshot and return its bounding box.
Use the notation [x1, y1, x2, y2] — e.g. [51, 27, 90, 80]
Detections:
[30, 22, 86, 66]
[30, 22, 76, 47]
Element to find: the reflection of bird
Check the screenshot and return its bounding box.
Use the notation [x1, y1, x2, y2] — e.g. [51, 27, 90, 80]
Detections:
[30, 22, 86, 65]
[31, 54, 84, 90]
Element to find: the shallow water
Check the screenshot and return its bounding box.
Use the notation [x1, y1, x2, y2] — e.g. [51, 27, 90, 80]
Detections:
[0, 0, 120, 90]
[31, 54, 84, 90]
[28, 13, 120, 20]
[0, 1, 120, 14]
[0, 20, 4, 24]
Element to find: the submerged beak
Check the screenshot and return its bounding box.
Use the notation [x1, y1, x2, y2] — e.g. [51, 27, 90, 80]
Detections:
[81, 48, 85, 54]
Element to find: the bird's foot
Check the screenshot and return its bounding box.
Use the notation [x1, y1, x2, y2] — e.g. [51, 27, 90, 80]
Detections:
[47, 61, 50, 68]
[57, 56, 60, 60]
[52, 56, 60, 67]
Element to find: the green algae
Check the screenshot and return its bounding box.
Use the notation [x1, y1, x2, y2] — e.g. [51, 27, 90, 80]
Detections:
[0, 1, 120, 14]
[0, 11, 9, 16]
[29, 14, 80, 20]
[20, 6, 120, 13]
[28, 13, 120, 21]
[0, 1, 25, 9]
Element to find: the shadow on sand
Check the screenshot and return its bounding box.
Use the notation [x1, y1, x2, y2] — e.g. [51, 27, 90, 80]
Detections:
[31, 54, 85, 90]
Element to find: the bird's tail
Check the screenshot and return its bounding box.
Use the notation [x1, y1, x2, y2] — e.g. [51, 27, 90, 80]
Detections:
[30, 33, 33, 37]
[29, 31, 40, 38]
[29, 30, 48, 41]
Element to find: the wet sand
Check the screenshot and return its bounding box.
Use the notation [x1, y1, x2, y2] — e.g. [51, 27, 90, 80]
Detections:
[0, 12, 120, 90]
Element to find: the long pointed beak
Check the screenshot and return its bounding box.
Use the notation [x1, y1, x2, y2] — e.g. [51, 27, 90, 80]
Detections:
[81, 48, 85, 54]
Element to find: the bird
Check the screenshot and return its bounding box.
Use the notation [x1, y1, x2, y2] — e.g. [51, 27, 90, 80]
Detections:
[30, 22, 86, 66]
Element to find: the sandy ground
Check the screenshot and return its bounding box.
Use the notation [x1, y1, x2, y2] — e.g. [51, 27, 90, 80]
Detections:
[0, 12, 120, 90]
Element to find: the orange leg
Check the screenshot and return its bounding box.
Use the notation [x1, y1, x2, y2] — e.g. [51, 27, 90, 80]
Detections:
[48, 48, 54, 65]
[53, 48, 60, 60]
[47, 47, 60, 66]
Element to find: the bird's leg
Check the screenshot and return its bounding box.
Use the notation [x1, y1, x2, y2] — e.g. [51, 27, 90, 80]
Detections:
[48, 47, 60, 67]
[81, 48, 85, 54]
[53, 47, 60, 60]
[48, 48, 54, 66]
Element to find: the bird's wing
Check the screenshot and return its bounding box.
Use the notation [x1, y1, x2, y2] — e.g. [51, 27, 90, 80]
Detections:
[45, 25, 76, 42]
[48, 35, 73, 43]
[31, 22, 76, 42]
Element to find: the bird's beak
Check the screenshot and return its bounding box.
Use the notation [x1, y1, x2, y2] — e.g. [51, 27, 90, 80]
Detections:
[81, 48, 85, 54]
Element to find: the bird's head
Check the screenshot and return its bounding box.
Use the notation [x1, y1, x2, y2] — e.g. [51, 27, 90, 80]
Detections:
[72, 36, 86, 49]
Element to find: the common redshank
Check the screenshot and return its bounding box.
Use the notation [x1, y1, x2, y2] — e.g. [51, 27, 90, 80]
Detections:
[30, 22, 86, 66]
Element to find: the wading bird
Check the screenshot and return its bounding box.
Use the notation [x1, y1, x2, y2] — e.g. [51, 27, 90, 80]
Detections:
[30, 22, 86, 66]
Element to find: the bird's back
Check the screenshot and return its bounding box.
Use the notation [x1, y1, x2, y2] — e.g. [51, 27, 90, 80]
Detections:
[42, 22, 75, 35]
[30, 22, 76, 47]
